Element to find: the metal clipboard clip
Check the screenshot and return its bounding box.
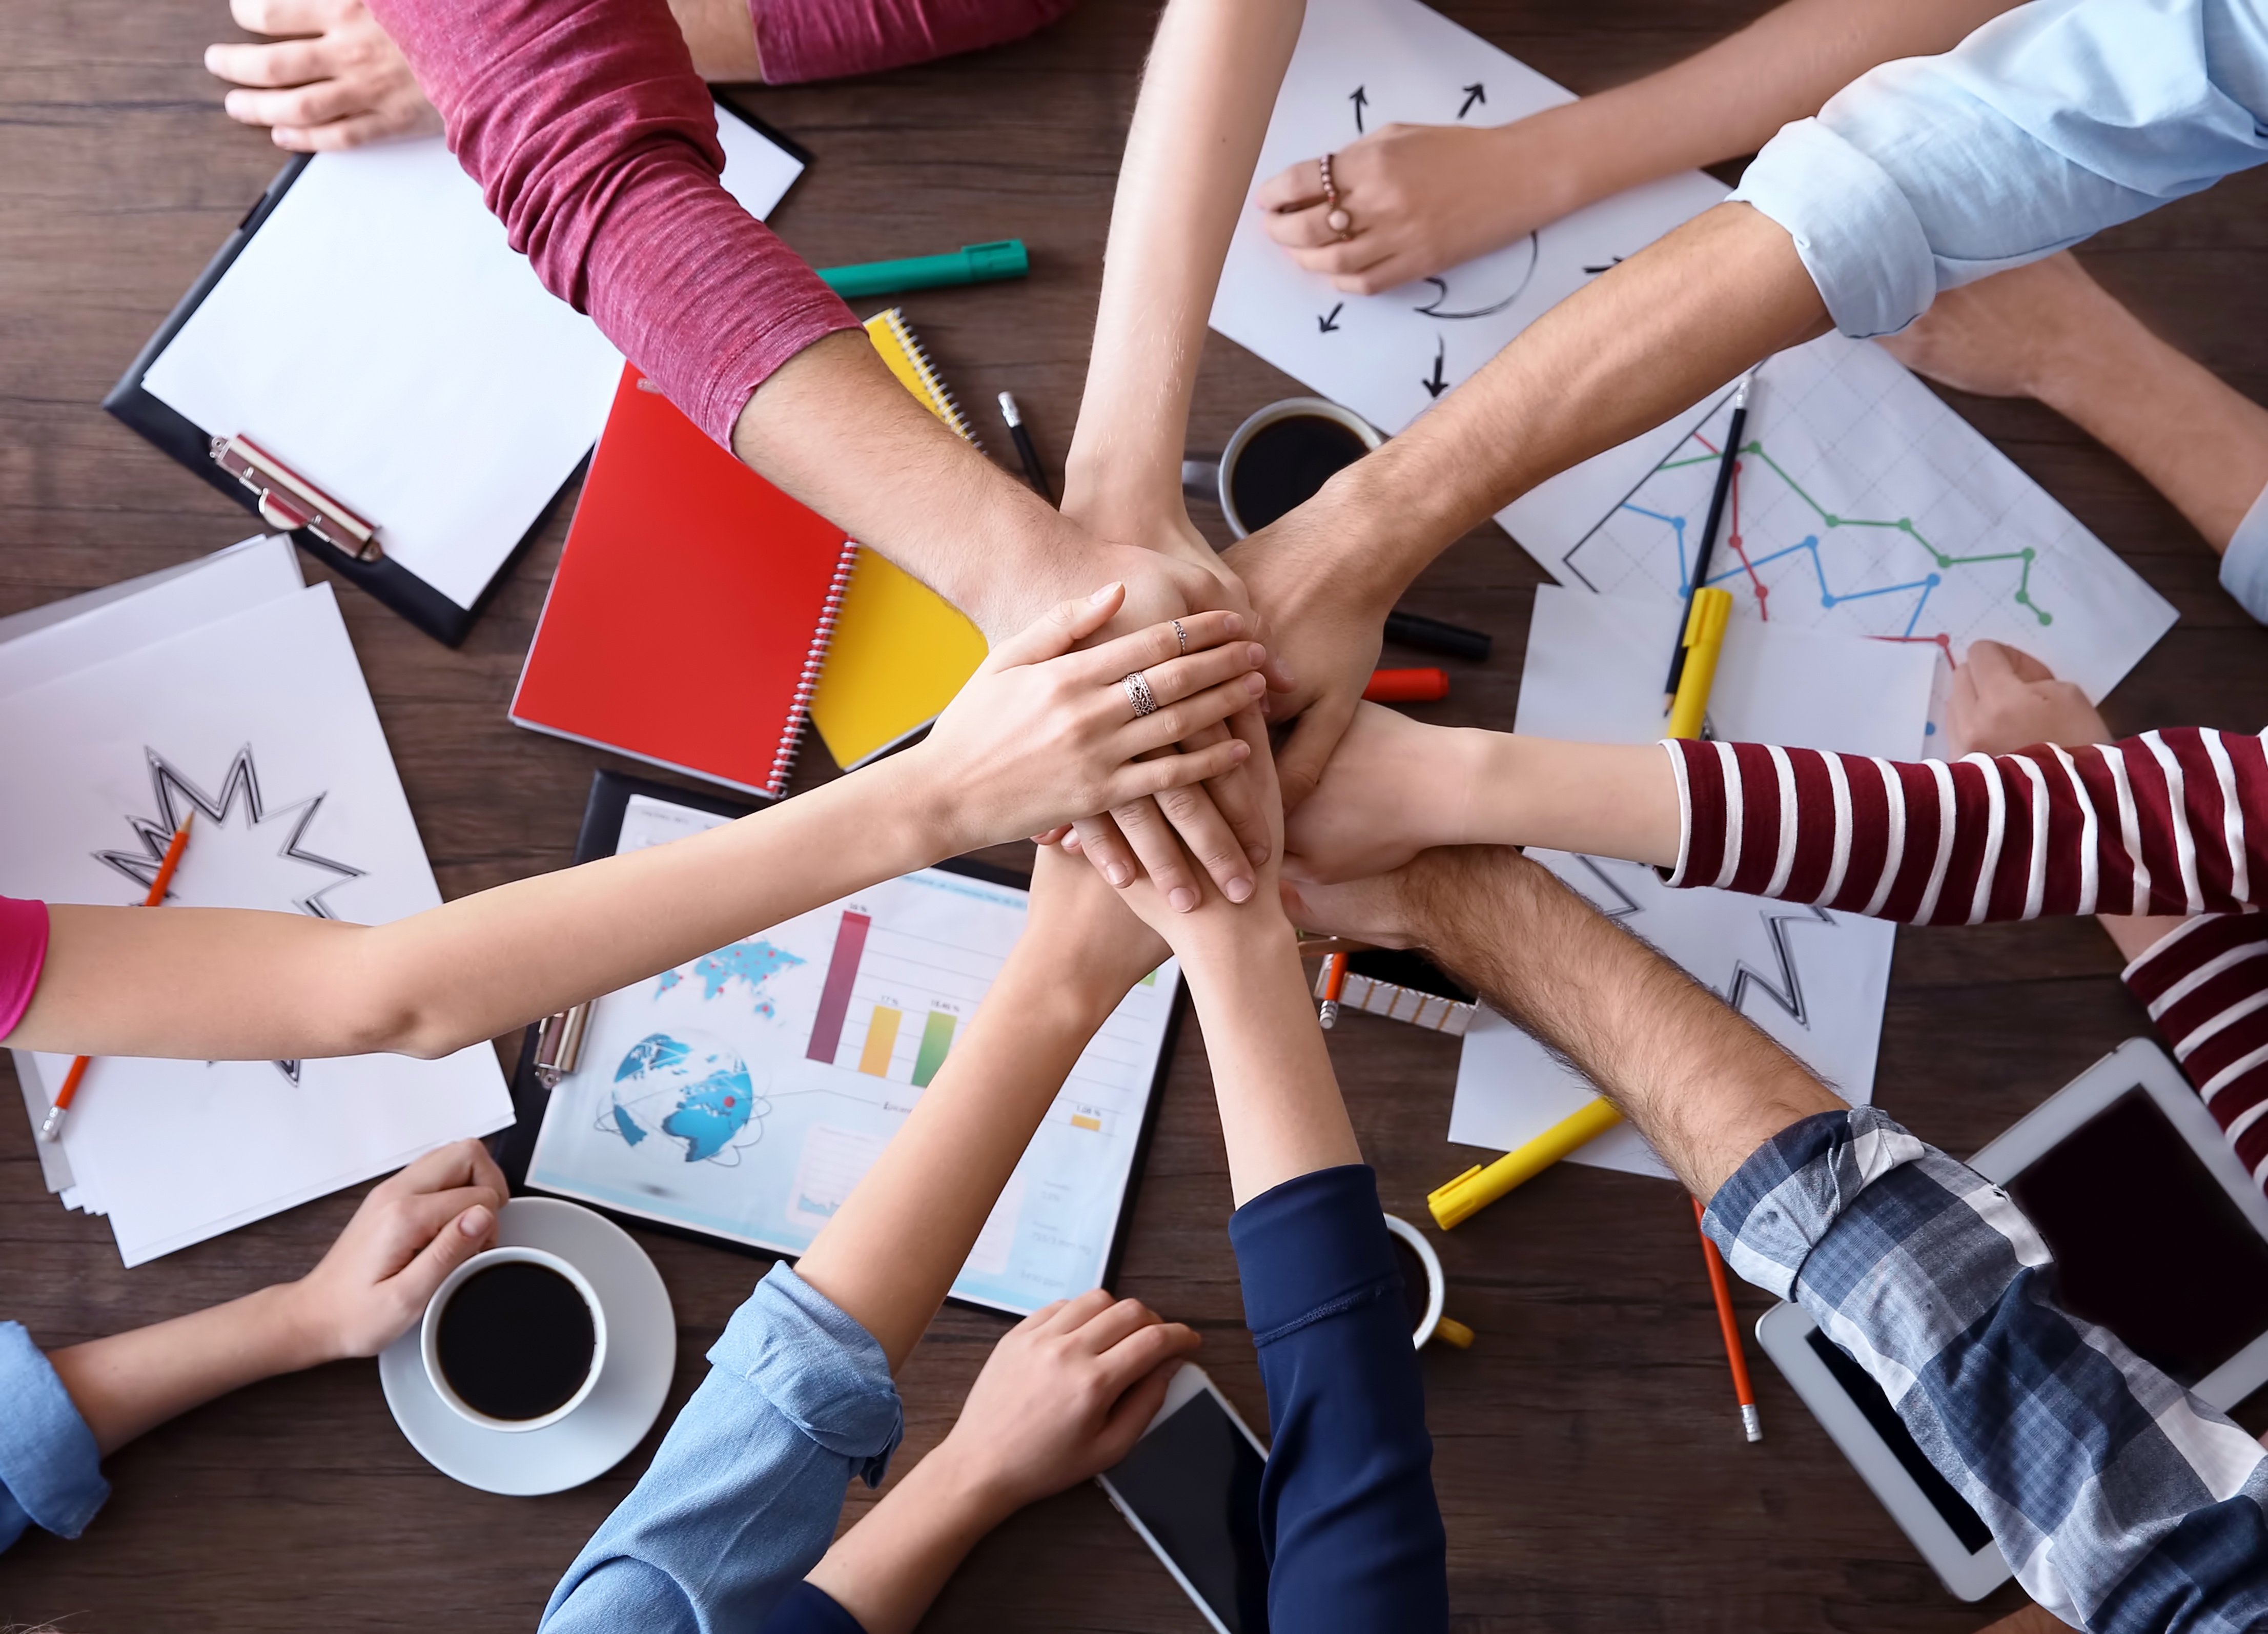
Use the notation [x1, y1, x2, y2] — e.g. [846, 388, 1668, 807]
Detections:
[209, 434, 382, 562]
[531, 1000, 593, 1090]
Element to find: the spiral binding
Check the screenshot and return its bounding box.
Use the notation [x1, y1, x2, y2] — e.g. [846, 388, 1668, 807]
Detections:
[883, 309, 984, 451]
[768, 539, 862, 796]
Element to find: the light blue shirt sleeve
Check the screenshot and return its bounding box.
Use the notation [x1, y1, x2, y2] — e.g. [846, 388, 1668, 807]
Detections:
[2219, 478, 2268, 620]
[541, 1263, 903, 1634]
[1730, 0, 2268, 336]
[0, 1320, 107, 1553]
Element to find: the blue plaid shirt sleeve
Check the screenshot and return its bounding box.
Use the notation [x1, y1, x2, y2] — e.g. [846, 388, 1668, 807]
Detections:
[1702, 1108, 2268, 1633]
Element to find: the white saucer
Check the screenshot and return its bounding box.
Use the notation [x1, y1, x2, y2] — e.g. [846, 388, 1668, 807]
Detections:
[379, 1197, 676, 1496]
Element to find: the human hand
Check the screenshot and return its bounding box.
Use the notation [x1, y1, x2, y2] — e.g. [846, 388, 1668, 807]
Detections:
[1876, 253, 2104, 403]
[206, 0, 441, 152]
[1282, 703, 1478, 883]
[1023, 843, 1173, 1006]
[1945, 640, 2107, 758]
[1102, 710, 1291, 952]
[933, 1289, 1200, 1517]
[911, 585, 1265, 853]
[1255, 113, 1586, 295]
[282, 1139, 504, 1363]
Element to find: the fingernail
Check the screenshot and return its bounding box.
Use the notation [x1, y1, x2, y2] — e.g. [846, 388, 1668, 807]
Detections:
[1223, 614, 1244, 635]
[1244, 673, 1265, 695]
[459, 1205, 491, 1237]
[1247, 643, 1267, 667]
[1089, 582, 1122, 604]
[1231, 740, 1251, 760]
[1247, 843, 1270, 863]
[1107, 863, 1132, 886]
[1170, 887, 1199, 912]
[1275, 667, 1296, 687]
[1225, 876, 1254, 903]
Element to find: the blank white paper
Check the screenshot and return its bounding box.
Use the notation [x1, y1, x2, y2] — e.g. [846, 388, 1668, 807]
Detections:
[0, 584, 512, 1263]
[142, 115, 805, 610]
[1446, 587, 1933, 1178]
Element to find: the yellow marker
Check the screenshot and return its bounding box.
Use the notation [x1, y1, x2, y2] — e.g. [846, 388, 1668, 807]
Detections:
[1664, 586, 1733, 742]
[1432, 1317, 1476, 1350]
[1427, 1097, 1626, 1230]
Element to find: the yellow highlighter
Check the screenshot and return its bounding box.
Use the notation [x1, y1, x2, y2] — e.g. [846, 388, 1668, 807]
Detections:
[1427, 1097, 1627, 1230]
[1665, 587, 1733, 742]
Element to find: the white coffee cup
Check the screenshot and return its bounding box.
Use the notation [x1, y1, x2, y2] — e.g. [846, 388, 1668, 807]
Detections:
[1180, 397, 1384, 538]
[421, 1245, 608, 1433]
[1382, 1213, 1447, 1350]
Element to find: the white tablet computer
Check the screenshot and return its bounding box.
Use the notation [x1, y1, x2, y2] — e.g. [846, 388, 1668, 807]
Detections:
[1755, 1037, 2268, 1601]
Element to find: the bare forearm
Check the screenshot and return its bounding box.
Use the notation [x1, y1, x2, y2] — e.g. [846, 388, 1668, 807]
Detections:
[1066, 0, 1306, 519]
[731, 331, 1091, 637]
[793, 952, 1130, 1370]
[48, 1284, 320, 1457]
[2028, 301, 2268, 552]
[17, 762, 945, 1062]
[667, 0, 762, 79]
[804, 1448, 1010, 1634]
[1458, 736, 1680, 865]
[1300, 203, 1827, 604]
[1544, 0, 2017, 211]
[1176, 918, 1360, 1205]
[1408, 849, 1840, 1198]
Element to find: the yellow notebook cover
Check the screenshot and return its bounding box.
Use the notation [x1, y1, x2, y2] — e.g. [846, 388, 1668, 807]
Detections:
[807, 310, 990, 768]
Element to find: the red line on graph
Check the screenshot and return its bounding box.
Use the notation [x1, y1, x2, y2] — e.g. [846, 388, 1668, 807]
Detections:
[1870, 632, 1956, 662]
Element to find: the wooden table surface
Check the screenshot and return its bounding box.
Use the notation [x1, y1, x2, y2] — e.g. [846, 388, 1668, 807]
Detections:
[7, 0, 2268, 1627]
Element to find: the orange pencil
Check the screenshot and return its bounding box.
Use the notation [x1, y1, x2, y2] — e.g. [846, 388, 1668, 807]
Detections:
[1318, 951, 1349, 1030]
[1693, 1195, 1761, 1441]
[39, 812, 194, 1143]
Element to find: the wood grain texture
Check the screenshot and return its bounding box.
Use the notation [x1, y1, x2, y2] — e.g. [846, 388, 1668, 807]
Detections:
[5, 0, 2267, 1626]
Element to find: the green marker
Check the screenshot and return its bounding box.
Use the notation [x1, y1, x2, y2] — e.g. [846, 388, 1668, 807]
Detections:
[815, 239, 1030, 298]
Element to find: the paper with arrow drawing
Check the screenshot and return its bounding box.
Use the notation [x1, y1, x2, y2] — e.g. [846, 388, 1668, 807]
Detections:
[1447, 586, 1932, 1178]
[1210, 0, 1726, 436]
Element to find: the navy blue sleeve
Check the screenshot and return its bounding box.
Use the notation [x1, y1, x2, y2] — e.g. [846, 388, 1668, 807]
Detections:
[1229, 1164, 1447, 1633]
[756, 1580, 866, 1633]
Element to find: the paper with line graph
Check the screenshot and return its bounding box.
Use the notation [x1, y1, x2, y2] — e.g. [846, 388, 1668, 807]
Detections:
[1501, 332, 2176, 720]
[526, 793, 1180, 1315]
[1449, 588, 1931, 1179]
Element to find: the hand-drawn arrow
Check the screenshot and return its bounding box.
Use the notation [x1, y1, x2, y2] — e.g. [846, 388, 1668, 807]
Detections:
[1458, 83, 1485, 118]
[1421, 337, 1448, 399]
[1317, 302, 1343, 333]
[1350, 85, 1369, 133]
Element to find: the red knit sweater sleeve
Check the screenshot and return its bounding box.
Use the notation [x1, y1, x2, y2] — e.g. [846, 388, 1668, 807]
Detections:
[365, 0, 861, 446]
[751, 0, 1075, 84]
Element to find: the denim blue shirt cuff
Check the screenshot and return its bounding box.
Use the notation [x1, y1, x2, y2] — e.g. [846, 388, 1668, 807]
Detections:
[713, 1263, 903, 1487]
[1728, 118, 1939, 339]
[1229, 1165, 1397, 1343]
[2220, 480, 2268, 623]
[0, 1321, 106, 1551]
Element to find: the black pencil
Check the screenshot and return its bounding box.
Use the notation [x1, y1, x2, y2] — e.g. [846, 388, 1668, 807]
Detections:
[997, 391, 1053, 503]
[1663, 369, 1755, 708]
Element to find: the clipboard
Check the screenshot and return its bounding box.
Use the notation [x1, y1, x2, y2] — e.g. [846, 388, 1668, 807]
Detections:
[494, 770, 1182, 1316]
[105, 96, 812, 647]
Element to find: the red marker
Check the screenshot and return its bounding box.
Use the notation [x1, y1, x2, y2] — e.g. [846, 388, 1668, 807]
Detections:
[1363, 667, 1448, 703]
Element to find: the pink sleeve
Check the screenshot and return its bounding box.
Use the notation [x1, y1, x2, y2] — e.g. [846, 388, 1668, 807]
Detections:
[0, 897, 49, 1040]
[2123, 914, 2268, 1192]
[364, 0, 862, 447]
[1664, 728, 2268, 925]
[752, 0, 1075, 85]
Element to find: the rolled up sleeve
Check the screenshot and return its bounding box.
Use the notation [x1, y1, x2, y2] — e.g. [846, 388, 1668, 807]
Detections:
[542, 1264, 903, 1633]
[1731, 0, 2268, 337]
[1703, 1107, 2268, 1631]
[0, 1322, 106, 1554]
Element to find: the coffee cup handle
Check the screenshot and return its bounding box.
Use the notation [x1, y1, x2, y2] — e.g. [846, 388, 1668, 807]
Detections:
[1180, 458, 1220, 501]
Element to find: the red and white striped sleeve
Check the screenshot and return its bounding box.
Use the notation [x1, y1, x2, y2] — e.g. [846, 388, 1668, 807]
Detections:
[2121, 915, 2268, 1188]
[1661, 728, 2268, 925]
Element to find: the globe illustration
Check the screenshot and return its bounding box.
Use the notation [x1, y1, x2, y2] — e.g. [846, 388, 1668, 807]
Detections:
[608, 1031, 765, 1163]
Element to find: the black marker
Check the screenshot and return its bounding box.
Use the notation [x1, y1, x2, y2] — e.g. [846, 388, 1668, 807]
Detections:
[1663, 369, 1755, 708]
[1384, 610, 1491, 662]
[997, 392, 1053, 503]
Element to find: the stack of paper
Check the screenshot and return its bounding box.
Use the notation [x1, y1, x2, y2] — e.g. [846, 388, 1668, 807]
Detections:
[0, 539, 514, 1264]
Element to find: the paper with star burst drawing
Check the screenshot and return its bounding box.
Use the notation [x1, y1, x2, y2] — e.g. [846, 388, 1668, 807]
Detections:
[1448, 586, 1933, 1179]
[0, 581, 511, 1263]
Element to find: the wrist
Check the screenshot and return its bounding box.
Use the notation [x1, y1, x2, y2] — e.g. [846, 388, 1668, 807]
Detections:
[1487, 104, 1606, 224]
[256, 1280, 343, 1373]
[846, 748, 983, 867]
[915, 1432, 1030, 1531]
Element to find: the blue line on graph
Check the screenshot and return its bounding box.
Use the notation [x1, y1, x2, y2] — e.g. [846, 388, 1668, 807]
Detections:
[1618, 506, 1942, 637]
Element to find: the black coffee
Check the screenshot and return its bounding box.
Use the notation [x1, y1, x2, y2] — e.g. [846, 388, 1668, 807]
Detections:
[1228, 415, 1370, 531]
[436, 1261, 596, 1421]
[1390, 1235, 1432, 1335]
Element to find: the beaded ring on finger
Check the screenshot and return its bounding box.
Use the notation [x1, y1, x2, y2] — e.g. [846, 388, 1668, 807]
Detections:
[1319, 153, 1353, 240]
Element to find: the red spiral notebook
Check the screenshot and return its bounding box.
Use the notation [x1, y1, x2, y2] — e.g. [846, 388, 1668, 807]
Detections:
[511, 366, 856, 798]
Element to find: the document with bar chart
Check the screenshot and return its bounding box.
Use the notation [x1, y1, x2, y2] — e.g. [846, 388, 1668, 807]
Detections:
[524, 792, 1181, 1315]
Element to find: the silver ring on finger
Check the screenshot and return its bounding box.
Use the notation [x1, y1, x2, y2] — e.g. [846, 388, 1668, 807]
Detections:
[1124, 670, 1159, 718]
[1170, 618, 1188, 654]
